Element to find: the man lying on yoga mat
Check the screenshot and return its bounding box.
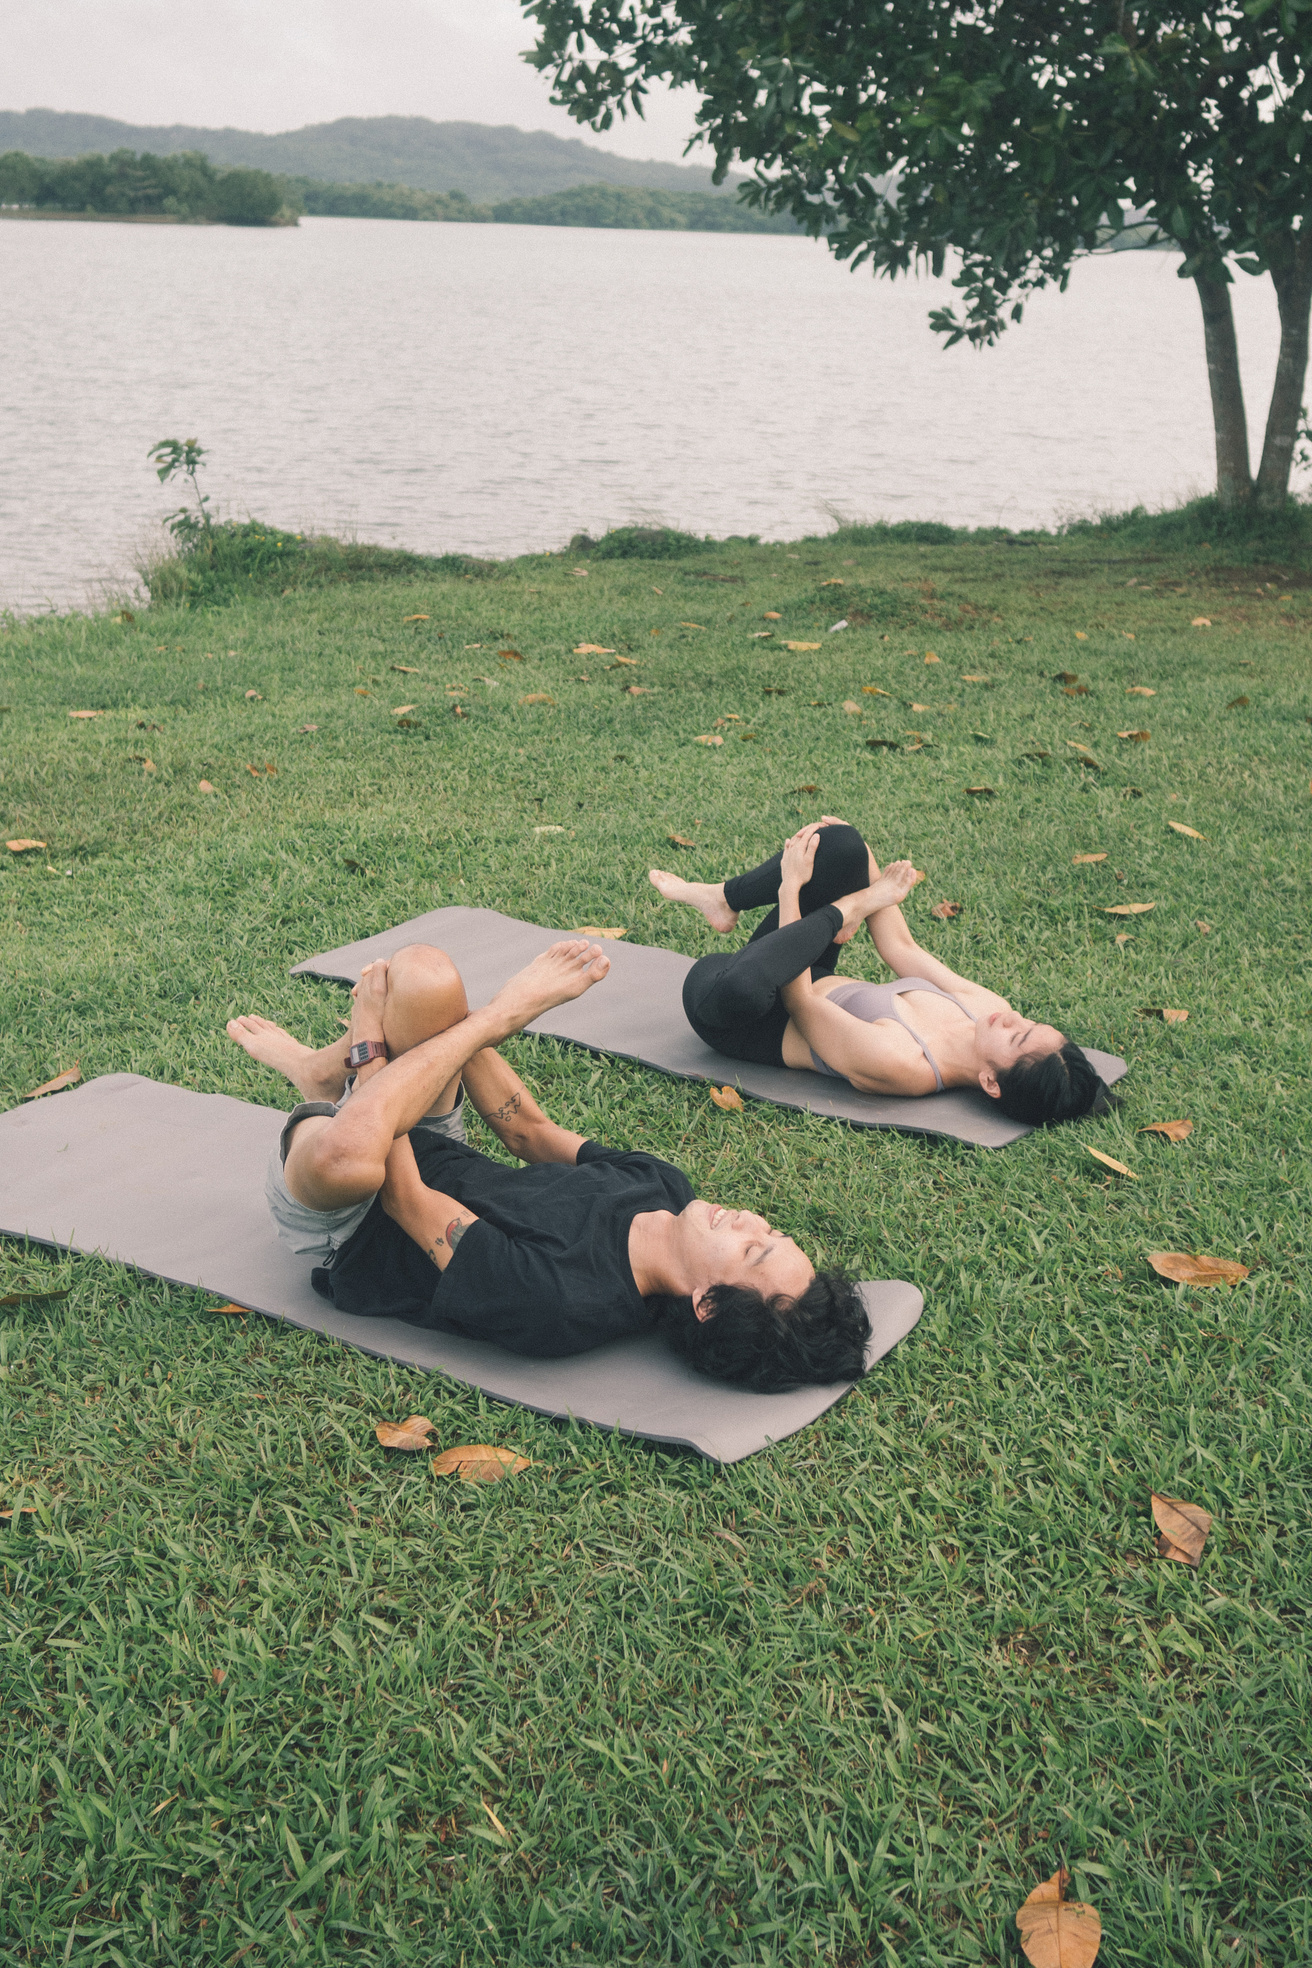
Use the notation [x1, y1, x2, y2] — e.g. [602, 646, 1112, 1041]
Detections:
[226, 938, 869, 1391]
[650, 820, 1101, 1127]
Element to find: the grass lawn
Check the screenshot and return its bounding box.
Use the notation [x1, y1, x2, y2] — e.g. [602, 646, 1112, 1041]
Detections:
[1, 525, 1309, 1966]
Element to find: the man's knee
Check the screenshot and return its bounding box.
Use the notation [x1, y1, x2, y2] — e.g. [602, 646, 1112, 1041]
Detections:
[384, 944, 469, 1049]
[285, 1117, 383, 1212]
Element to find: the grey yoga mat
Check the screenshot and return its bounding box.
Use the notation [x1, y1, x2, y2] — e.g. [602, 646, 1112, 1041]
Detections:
[294, 905, 1128, 1149]
[0, 1074, 922, 1465]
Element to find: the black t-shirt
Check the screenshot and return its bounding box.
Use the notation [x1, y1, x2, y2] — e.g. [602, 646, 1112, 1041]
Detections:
[313, 1137, 695, 1358]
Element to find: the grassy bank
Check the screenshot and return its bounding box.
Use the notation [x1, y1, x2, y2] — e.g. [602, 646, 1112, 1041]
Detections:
[1, 523, 1309, 1966]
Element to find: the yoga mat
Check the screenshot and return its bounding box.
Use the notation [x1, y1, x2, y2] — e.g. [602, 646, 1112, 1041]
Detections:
[0, 1075, 922, 1466]
[294, 905, 1128, 1149]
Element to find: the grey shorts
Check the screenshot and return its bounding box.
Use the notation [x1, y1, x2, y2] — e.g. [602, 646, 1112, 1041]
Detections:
[264, 1079, 468, 1264]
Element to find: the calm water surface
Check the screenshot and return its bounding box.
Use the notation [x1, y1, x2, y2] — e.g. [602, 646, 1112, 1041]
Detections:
[0, 215, 1286, 614]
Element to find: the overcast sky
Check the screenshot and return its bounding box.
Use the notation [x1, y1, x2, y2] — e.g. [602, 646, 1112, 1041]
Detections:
[6, 0, 709, 164]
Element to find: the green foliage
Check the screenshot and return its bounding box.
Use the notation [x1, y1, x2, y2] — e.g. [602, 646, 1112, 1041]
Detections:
[490, 182, 796, 233]
[141, 519, 482, 608]
[586, 524, 715, 560]
[1064, 493, 1312, 557]
[148, 437, 213, 546]
[290, 177, 492, 222]
[0, 147, 296, 224]
[831, 521, 959, 547]
[1, 528, 1309, 1963]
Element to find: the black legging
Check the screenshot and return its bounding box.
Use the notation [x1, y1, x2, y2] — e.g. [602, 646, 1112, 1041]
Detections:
[682, 823, 871, 1067]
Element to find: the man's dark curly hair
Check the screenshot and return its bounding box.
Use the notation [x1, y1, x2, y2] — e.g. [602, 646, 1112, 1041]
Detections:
[995, 1039, 1101, 1126]
[658, 1271, 870, 1394]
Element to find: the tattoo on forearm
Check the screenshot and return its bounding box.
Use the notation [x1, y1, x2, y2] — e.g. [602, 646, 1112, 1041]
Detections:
[447, 1218, 468, 1249]
[426, 1243, 442, 1267]
[491, 1092, 522, 1124]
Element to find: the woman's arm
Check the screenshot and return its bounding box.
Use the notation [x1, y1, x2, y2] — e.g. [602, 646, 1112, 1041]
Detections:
[780, 991, 939, 1096]
[865, 898, 1009, 1013]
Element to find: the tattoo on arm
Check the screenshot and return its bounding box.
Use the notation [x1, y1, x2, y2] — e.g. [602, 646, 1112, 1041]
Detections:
[446, 1218, 468, 1249]
[491, 1092, 522, 1124]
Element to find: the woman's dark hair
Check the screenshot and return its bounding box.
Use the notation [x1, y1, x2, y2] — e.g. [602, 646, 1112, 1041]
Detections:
[659, 1272, 870, 1393]
[995, 1039, 1101, 1126]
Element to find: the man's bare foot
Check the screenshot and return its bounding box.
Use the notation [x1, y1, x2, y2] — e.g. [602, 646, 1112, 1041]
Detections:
[488, 939, 611, 1031]
[648, 869, 739, 933]
[225, 1014, 346, 1101]
[349, 960, 390, 1042]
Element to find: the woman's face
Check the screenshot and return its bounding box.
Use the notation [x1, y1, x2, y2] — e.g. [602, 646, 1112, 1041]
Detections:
[975, 1007, 1064, 1094]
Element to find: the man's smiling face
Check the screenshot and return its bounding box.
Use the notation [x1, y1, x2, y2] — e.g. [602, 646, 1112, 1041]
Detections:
[681, 1199, 815, 1316]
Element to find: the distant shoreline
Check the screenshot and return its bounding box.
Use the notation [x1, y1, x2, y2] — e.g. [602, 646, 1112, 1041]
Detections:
[0, 209, 194, 225]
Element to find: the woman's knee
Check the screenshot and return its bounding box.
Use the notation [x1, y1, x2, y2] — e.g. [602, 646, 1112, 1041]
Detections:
[809, 824, 870, 898]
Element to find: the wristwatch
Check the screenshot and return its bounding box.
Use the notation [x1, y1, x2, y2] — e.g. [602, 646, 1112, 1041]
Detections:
[347, 1039, 389, 1068]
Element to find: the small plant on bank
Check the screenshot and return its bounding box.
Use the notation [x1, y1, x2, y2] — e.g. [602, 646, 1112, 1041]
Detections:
[149, 437, 214, 546]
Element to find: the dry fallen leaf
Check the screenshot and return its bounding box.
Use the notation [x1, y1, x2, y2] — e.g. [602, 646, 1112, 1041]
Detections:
[392, 704, 416, 716]
[1148, 1251, 1249, 1286]
[391, 664, 420, 673]
[244, 690, 263, 701]
[709, 1085, 745, 1111]
[1139, 1119, 1193, 1141]
[680, 622, 707, 630]
[819, 578, 844, 586]
[1085, 1146, 1137, 1179]
[910, 701, 931, 711]
[612, 654, 638, 666]
[68, 709, 104, 719]
[763, 611, 782, 620]
[1114, 932, 1132, 947]
[1126, 685, 1156, 696]
[625, 684, 653, 696]
[198, 780, 217, 793]
[1053, 672, 1079, 685]
[402, 613, 429, 622]
[960, 673, 989, 683]
[668, 833, 696, 847]
[6, 839, 46, 853]
[376, 1415, 438, 1451]
[300, 723, 319, 732]
[965, 784, 996, 797]
[1195, 919, 1212, 934]
[1015, 1866, 1102, 1968]
[862, 684, 891, 696]
[1138, 1005, 1189, 1023]
[1192, 616, 1212, 627]
[431, 1444, 531, 1485]
[695, 733, 725, 746]
[1105, 901, 1155, 916]
[22, 1064, 81, 1100]
[354, 687, 371, 696]
[574, 925, 627, 939]
[1167, 821, 1206, 840]
[520, 693, 556, 706]
[210, 1302, 251, 1317]
[842, 700, 862, 715]
[930, 900, 961, 920]
[499, 648, 523, 662]
[785, 641, 822, 651]
[1117, 730, 1151, 743]
[1074, 631, 1088, 641]
[1066, 742, 1101, 767]
[866, 736, 899, 749]
[1073, 852, 1108, 865]
[1151, 1492, 1212, 1567]
[1227, 694, 1249, 709]
[574, 644, 615, 655]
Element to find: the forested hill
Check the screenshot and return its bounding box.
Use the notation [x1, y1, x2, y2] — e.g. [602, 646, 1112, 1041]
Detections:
[0, 110, 743, 204]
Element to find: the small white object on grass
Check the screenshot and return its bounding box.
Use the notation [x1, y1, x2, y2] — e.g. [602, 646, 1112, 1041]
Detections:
[828, 618, 848, 633]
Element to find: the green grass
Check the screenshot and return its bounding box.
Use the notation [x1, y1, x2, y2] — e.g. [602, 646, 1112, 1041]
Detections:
[1, 525, 1309, 1967]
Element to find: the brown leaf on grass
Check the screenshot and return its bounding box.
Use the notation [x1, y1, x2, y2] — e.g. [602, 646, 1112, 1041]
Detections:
[6, 839, 47, 853]
[961, 673, 989, 682]
[244, 690, 263, 701]
[1105, 901, 1154, 915]
[1066, 742, 1101, 767]
[1073, 852, 1108, 864]
[520, 693, 556, 706]
[791, 783, 818, 794]
[573, 644, 615, 655]
[375, 1415, 438, 1451]
[1192, 616, 1212, 627]
[574, 925, 627, 939]
[842, 700, 862, 715]
[1074, 631, 1089, 641]
[392, 704, 417, 716]
[695, 733, 724, 746]
[1167, 821, 1206, 840]
[680, 622, 707, 631]
[391, 664, 420, 673]
[965, 784, 996, 797]
[1195, 919, 1212, 934]
[866, 737, 899, 749]
[211, 1667, 227, 1686]
[354, 687, 371, 697]
[23, 1064, 81, 1100]
[910, 701, 932, 711]
[1114, 932, 1132, 947]
[1139, 1119, 1194, 1142]
[1086, 1146, 1137, 1179]
[1053, 672, 1080, 685]
[210, 1302, 251, 1317]
[668, 833, 696, 847]
[625, 684, 653, 696]
[785, 641, 822, 651]
[863, 684, 891, 696]
[1148, 1252, 1249, 1286]
[709, 1085, 745, 1111]
[763, 612, 782, 620]
[611, 654, 639, 667]
[1015, 1867, 1102, 1968]
[198, 780, 217, 793]
[1020, 749, 1051, 761]
[1227, 695, 1249, 709]
[1126, 685, 1156, 696]
[1139, 1005, 1189, 1023]
[431, 1444, 532, 1485]
[930, 900, 961, 920]
[0, 1288, 69, 1308]
[1151, 1493, 1212, 1567]
[402, 613, 430, 622]
[68, 709, 105, 719]
[499, 648, 524, 662]
[1064, 684, 1091, 697]
[300, 724, 319, 733]
[819, 578, 845, 586]
[1117, 729, 1150, 741]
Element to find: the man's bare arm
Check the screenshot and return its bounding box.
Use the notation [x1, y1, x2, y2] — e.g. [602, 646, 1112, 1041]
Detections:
[461, 1048, 587, 1165]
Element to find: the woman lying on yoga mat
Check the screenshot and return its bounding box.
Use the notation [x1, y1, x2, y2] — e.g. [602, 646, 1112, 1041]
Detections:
[650, 820, 1101, 1126]
[226, 938, 870, 1392]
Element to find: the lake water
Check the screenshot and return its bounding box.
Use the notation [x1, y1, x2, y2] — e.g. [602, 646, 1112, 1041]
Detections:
[0, 214, 1288, 614]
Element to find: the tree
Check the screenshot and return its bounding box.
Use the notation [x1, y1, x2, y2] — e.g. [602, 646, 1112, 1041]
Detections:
[211, 167, 284, 227]
[524, 2, 1312, 509]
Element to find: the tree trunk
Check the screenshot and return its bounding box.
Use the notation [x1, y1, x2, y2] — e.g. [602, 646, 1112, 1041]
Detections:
[1194, 273, 1252, 506]
[1255, 230, 1312, 510]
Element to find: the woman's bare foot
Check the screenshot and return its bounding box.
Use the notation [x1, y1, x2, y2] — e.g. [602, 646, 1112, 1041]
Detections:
[648, 869, 739, 933]
[225, 1014, 346, 1101]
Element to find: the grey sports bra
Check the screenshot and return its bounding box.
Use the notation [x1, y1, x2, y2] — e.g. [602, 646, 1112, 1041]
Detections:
[808, 976, 975, 1091]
